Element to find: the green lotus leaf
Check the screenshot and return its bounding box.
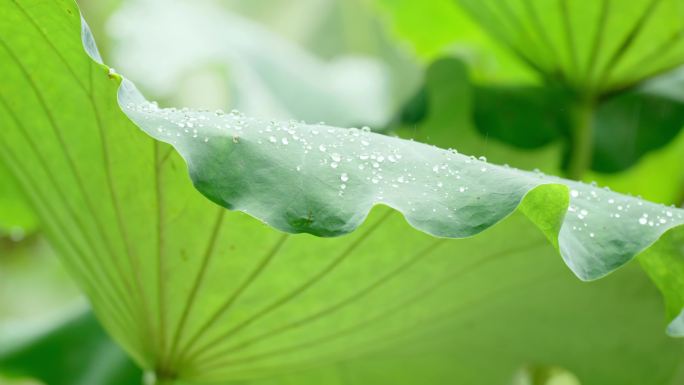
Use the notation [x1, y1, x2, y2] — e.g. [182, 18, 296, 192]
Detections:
[458, 0, 684, 94]
[1, 1, 684, 384]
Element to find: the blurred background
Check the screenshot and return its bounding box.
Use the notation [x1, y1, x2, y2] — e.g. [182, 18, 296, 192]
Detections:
[1, 0, 684, 384]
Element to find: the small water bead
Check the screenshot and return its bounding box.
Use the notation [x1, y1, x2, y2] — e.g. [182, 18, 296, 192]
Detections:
[281, 137, 289, 145]
[589, 233, 595, 238]
[639, 217, 648, 225]
[330, 153, 341, 162]
[330, 163, 338, 169]
[340, 173, 349, 182]
[570, 190, 579, 198]
[269, 136, 277, 143]
[319, 145, 327, 152]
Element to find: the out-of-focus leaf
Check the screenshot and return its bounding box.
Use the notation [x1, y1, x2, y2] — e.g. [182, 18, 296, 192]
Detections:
[2, 2, 684, 385]
[381, 0, 684, 174]
[588, 126, 684, 209]
[399, 56, 684, 174]
[472, 85, 571, 149]
[392, 57, 563, 172]
[0, 310, 142, 385]
[107, 0, 417, 128]
[458, 0, 684, 94]
[0, 237, 82, 343]
[592, 69, 684, 173]
[374, 0, 535, 83]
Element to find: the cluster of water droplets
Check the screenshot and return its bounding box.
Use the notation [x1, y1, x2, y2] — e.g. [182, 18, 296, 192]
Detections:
[122, 97, 518, 223]
[121, 91, 684, 242]
[555, 180, 684, 244]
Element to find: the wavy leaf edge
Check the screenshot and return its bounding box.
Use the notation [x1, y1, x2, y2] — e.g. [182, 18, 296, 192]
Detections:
[74, 4, 684, 336]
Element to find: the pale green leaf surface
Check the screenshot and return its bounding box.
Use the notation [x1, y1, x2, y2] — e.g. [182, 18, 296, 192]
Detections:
[2, 1, 684, 384]
[107, 0, 407, 128]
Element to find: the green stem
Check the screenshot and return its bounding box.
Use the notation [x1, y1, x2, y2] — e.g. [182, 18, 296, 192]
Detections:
[143, 370, 176, 385]
[677, 180, 684, 208]
[567, 98, 595, 180]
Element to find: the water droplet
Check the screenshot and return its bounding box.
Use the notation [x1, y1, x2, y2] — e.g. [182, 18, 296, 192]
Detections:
[281, 137, 289, 145]
[269, 136, 277, 143]
[639, 217, 648, 225]
[570, 190, 579, 198]
[340, 173, 349, 182]
[331, 153, 341, 162]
